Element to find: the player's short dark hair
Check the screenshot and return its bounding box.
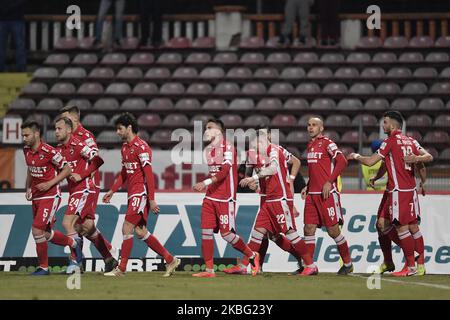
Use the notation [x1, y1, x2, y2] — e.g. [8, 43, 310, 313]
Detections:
[59, 105, 80, 118]
[115, 112, 138, 133]
[383, 110, 404, 128]
[21, 120, 41, 135]
[54, 116, 73, 130]
[206, 118, 225, 132]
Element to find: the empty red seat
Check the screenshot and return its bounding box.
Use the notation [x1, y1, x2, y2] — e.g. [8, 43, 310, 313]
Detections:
[349, 83, 375, 94]
[244, 114, 271, 126]
[307, 67, 333, 79]
[435, 36, 450, 48]
[229, 99, 254, 110]
[323, 130, 340, 142]
[434, 114, 450, 127]
[219, 114, 243, 127]
[322, 83, 348, 94]
[239, 37, 264, 48]
[320, 53, 344, 63]
[160, 82, 185, 95]
[296, 83, 320, 94]
[151, 130, 173, 143]
[406, 115, 433, 127]
[284, 98, 309, 110]
[391, 98, 416, 110]
[337, 98, 363, 110]
[334, 67, 359, 79]
[266, 52, 291, 63]
[185, 53, 211, 64]
[44, 54, 70, 65]
[121, 98, 146, 110]
[439, 148, 450, 161]
[22, 82, 48, 94]
[383, 36, 408, 48]
[49, 82, 76, 94]
[271, 114, 296, 127]
[399, 52, 423, 62]
[148, 98, 174, 110]
[440, 67, 450, 78]
[97, 131, 122, 144]
[162, 114, 189, 126]
[186, 83, 212, 94]
[129, 53, 154, 65]
[256, 98, 282, 110]
[240, 52, 265, 64]
[54, 37, 78, 49]
[36, 98, 63, 110]
[157, 53, 183, 64]
[352, 114, 378, 126]
[138, 114, 162, 128]
[175, 99, 201, 110]
[286, 131, 309, 143]
[425, 52, 449, 62]
[423, 131, 450, 143]
[325, 114, 351, 127]
[93, 98, 120, 111]
[242, 82, 267, 95]
[406, 131, 422, 141]
[82, 114, 108, 127]
[213, 52, 238, 64]
[281, 67, 305, 79]
[202, 99, 227, 110]
[9, 98, 35, 110]
[192, 37, 215, 48]
[133, 83, 158, 95]
[376, 83, 401, 94]
[268, 82, 294, 94]
[402, 82, 427, 94]
[88, 67, 114, 79]
[372, 52, 397, 63]
[364, 98, 389, 110]
[226, 67, 252, 78]
[165, 37, 191, 48]
[346, 52, 371, 63]
[293, 52, 318, 63]
[101, 53, 127, 65]
[361, 67, 385, 79]
[298, 114, 318, 126]
[33, 67, 59, 78]
[429, 82, 450, 94]
[119, 37, 139, 50]
[200, 67, 225, 78]
[172, 67, 198, 79]
[60, 67, 86, 78]
[214, 82, 240, 95]
[117, 67, 143, 79]
[356, 36, 382, 49]
[190, 114, 214, 125]
[254, 67, 279, 78]
[417, 98, 444, 111]
[311, 98, 336, 110]
[105, 83, 131, 95]
[413, 67, 438, 77]
[78, 82, 103, 95]
[145, 67, 171, 79]
[409, 36, 433, 48]
[72, 53, 98, 65]
[341, 131, 367, 144]
[387, 67, 412, 78]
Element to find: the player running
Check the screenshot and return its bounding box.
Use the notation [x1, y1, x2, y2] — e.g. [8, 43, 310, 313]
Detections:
[192, 118, 260, 278]
[54, 116, 118, 274]
[301, 116, 353, 275]
[59, 105, 117, 273]
[224, 129, 304, 275]
[239, 129, 315, 276]
[103, 112, 180, 277]
[348, 111, 433, 276]
[21, 120, 82, 276]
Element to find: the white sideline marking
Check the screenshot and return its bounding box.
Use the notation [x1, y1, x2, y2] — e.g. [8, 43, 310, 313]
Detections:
[350, 274, 450, 290]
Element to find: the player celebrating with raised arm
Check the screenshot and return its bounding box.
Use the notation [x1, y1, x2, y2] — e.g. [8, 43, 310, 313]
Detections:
[192, 119, 260, 278]
[348, 111, 433, 276]
[54, 116, 118, 274]
[224, 129, 304, 275]
[22, 120, 82, 276]
[239, 129, 315, 276]
[103, 113, 180, 277]
[301, 116, 353, 275]
[59, 105, 117, 273]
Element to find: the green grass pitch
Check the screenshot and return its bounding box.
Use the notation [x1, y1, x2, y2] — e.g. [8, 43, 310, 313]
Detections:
[0, 272, 449, 300]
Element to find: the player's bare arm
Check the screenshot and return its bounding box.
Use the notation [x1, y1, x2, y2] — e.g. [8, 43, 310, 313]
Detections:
[35, 163, 71, 192]
[348, 152, 383, 167]
[70, 153, 104, 183]
[103, 166, 127, 203]
[241, 158, 278, 187]
[416, 162, 427, 196]
[25, 169, 32, 201]
[404, 148, 434, 164]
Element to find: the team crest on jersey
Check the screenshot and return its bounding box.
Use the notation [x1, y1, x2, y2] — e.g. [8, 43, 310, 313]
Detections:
[32, 160, 35, 165]
[70, 148, 74, 155]
[39, 154, 44, 160]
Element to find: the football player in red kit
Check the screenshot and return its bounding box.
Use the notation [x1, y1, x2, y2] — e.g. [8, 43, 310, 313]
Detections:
[239, 129, 315, 276]
[349, 111, 433, 276]
[224, 129, 304, 275]
[301, 116, 353, 275]
[192, 119, 260, 278]
[54, 116, 118, 273]
[103, 113, 180, 277]
[21, 120, 82, 276]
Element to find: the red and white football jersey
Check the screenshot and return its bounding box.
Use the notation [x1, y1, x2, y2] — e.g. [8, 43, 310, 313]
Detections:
[262, 144, 293, 201]
[306, 136, 342, 194]
[23, 142, 67, 200]
[204, 140, 237, 202]
[121, 135, 153, 198]
[56, 135, 97, 194]
[247, 145, 292, 197]
[377, 129, 422, 191]
[73, 124, 100, 189]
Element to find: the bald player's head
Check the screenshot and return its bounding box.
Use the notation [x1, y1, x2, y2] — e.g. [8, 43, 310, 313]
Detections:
[307, 116, 324, 139]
